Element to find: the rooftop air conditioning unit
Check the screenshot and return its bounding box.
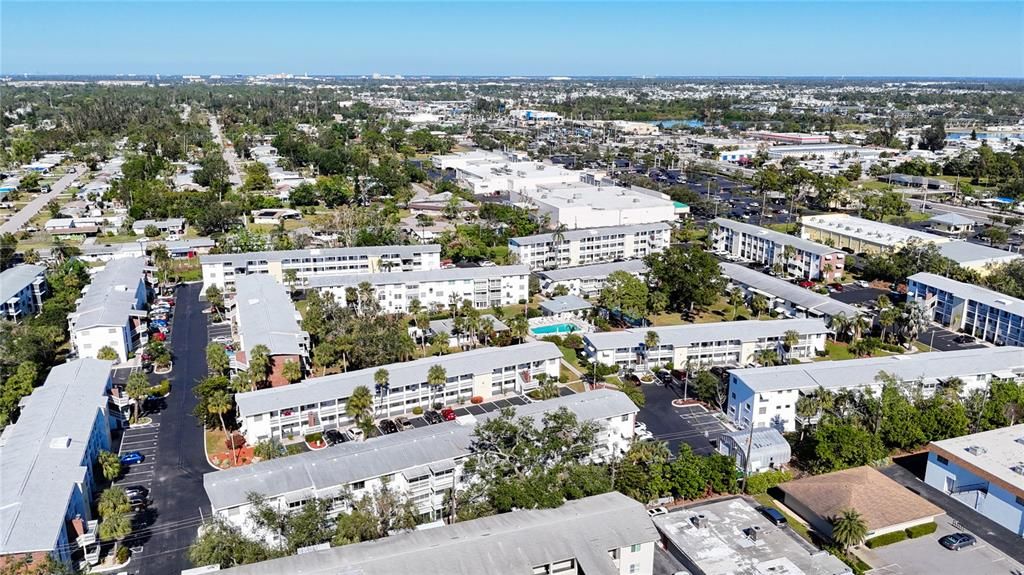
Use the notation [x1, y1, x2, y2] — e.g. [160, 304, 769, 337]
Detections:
[965, 445, 987, 456]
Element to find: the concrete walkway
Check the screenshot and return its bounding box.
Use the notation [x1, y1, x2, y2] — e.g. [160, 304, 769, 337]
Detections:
[1, 166, 81, 234]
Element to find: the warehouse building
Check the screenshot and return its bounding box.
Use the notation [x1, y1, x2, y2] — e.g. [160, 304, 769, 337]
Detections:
[800, 213, 950, 254]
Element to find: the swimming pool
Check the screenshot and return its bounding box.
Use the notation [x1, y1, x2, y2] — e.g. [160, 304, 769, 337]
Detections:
[531, 323, 579, 335]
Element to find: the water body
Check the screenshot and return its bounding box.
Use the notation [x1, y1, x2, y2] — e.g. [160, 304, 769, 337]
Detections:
[947, 132, 1024, 141]
[647, 119, 704, 129]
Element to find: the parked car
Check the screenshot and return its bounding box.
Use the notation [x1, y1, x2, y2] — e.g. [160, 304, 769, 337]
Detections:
[647, 506, 668, 517]
[424, 410, 443, 424]
[120, 451, 145, 465]
[123, 485, 149, 500]
[939, 533, 976, 551]
[128, 495, 148, 511]
[856, 280, 870, 288]
[954, 334, 975, 344]
[635, 429, 654, 441]
[158, 297, 175, 306]
[829, 283, 844, 292]
[441, 408, 457, 421]
[797, 280, 815, 288]
[212, 336, 233, 344]
[634, 421, 648, 433]
[345, 428, 364, 442]
[379, 419, 399, 435]
[395, 416, 413, 431]
[756, 506, 788, 526]
[324, 429, 347, 446]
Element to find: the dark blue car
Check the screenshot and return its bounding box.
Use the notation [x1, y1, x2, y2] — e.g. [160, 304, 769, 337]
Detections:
[120, 451, 145, 465]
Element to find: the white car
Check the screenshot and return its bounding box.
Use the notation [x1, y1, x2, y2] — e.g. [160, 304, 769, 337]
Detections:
[634, 421, 648, 433]
[647, 506, 668, 517]
[635, 429, 655, 441]
[211, 336, 233, 345]
[345, 428, 364, 441]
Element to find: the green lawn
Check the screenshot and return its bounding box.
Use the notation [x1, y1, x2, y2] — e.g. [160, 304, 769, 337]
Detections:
[818, 340, 855, 361]
[766, 222, 798, 234]
[559, 345, 581, 369]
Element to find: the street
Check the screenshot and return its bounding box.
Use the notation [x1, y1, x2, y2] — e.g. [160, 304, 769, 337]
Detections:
[208, 115, 242, 188]
[0, 166, 81, 234]
[125, 283, 212, 575]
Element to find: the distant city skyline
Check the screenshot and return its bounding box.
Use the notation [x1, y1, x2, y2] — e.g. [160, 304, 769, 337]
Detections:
[2, 1, 1022, 78]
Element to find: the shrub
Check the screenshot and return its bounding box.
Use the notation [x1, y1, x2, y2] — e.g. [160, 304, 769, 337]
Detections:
[865, 530, 907, 548]
[470, 396, 484, 404]
[305, 432, 323, 443]
[541, 335, 564, 346]
[527, 390, 543, 400]
[148, 380, 171, 397]
[744, 469, 793, 495]
[286, 444, 305, 455]
[116, 544, 130, 564]
[412, 406, 424, 415]
[905, 522, 937, 539]
[526, 308, 542, 319]
[558, 374, 569, 384]
[224, 434, 245, 450]
[613, 381, 646, 408]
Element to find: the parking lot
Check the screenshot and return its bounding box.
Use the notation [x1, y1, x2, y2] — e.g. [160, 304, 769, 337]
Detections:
[860, 518, 1024, 575]
[207, 320, 232, 345]
[637, 384, 729, 456]
[829, 284, 893, 306]
[114, 410, 160, 495]
[403, 395, 531, 429]
[918, 325, 987, 352]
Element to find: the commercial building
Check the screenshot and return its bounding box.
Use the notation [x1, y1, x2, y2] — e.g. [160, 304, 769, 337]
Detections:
[200, 245, 442, 291]
[924, 424, 1024, 537]
[0, 264, 47, 322]
[779, 466, 942, 539]
[537, 258, 648, 297]
[936, 241, 1020, 274]
[208, 390, 638, 530]
[717, 427, 791, 473]
[719, 262, 860, 323]
[235, 342, 563, 442]
[800, 213, 950, 254]
[513, 182, 678, 228]
[212, 492, 657, 575]
[509, 222, 671, 271]
[928, 212, 976, 236]
[231, 275, 309, 386]
[0, 359, 116, 569]
[583, 318, 830, 371]
[768, 143, 880, 161]
[447, 154, 580, 196]
[713, 218, 845, 281]
[307, 265, 530, 314]
[69, 257, 149, 362]
[726, 347, 1024, 432]
[749, 131, 831, 145]
[653, 497, 851, 575]
[908, 272, 1024, 346]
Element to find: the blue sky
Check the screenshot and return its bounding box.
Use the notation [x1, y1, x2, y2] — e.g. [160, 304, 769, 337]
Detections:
[2, 2, 1022, 77]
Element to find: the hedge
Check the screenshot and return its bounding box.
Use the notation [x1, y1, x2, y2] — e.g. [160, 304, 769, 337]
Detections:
[905, 522, 937, 538]
[864, 530, 907, 548]
[744, 469, 793, 495]
[412, 406, 424, 415]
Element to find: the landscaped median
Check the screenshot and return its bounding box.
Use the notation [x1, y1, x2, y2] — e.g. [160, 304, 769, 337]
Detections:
[864, 522, 938, 548]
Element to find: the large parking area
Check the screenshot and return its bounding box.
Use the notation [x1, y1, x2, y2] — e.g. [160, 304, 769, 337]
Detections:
[637, 383, 729, 456]
[918, 325, 987, 352]
[402, 395, 530, 429]
[859, 518, 1024, 575]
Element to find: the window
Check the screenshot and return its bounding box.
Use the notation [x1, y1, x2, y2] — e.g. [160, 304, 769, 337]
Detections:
[351, 481, 365, 490]
[936, 455, 949, 466]
[621, 415, 629, 422]
[1016, 495, 1024, 506]
[630, 544, 642, 553]
[758, 407, 767, 415]
[629, 564, 640, 574]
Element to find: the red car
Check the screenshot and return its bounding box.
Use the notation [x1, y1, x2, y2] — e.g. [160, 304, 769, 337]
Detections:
[441, 408, 457, 421]
[797, 280, 815, 288]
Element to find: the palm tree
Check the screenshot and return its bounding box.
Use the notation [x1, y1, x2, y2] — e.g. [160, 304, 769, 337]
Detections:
[794, 395, 821, 441]
[97, 450, 122, 482]
[754, 348, 780, 367]
[728, 288, 745, 320]
[643, 330, 660, 368]
[206, 342, 229, 376]
[207, 390, 235, 464]
[831, 508, 868, 552]
[751, 293, 769, 319]
[899, 302, 929, 349]
[427, 364, 447, 406]
[97, 488, 132, 561]
[374, 368, 390, 416]
[830, 312, 852, 342]
[125, 372, 150, 424]
[281, 360, 303, 384]
[97, 346, 120, 362]
[536, 373, 559, 400]
[508, 314, 529, 344]
[98, 487, 130, 519]
[283, 269, 299, 294]
[549, 223, 568, 265]
[346, 386, 374, 439]
[783, 330, 801, 354]
[879, 307, 899, 344]
[850, 314, 871, 343]
[247, 344, 271, 389]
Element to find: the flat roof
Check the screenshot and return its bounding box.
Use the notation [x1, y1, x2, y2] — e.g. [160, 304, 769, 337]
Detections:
[233, 275, 307, 358]
[801, 214, 949, 247]
[235, 342, 562, 418]
[306, 265, 528, 289]
[730, 347, 1024, 393]
[529, 182, 675, 211]
[653, 497, 851, 575]
[510, 222, 670, 247]
[936, 241, 1020, 266]
[538, 258, 648, 282]
[540, 294, 592, 314]
[0, 359, 113, 554]
[70, 257, 147, 329]
[584, 318, 829, 351]
[209, 389, 637, 510]
[909, 272, 1024, 316]
[714, 218, 841, 257]
[201, 245, 441, 266]
[215, 492, 656, 575]
[929, 424, 1024, 499]
[720, 263, 860, 318]
[0, 264, 45, 304]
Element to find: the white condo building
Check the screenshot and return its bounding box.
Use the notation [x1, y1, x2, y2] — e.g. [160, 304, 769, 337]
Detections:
[800, 213, 950, 255]
[235, 342, 562, 443]
[200, 245, 442, 291]
[231, 275, 310, 385]
[712, 218, 845, 281]
[0, 264, 48, 322]
[538, 259, 648, 297]
[207, 390, 638, 529]
[68, 258, 149, 362]
[510, 223, 671, 271]
[727, 347, 1024, 432]
[583, 318, 830, 370]
[720, 263, 860, 323]
[908, 272, 1024, 347]
[307, 265, 530, 314]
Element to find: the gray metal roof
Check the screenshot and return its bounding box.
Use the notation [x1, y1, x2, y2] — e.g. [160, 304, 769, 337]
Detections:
[0, 359, 113, 554]
[713, 217, 840, 256]
[0, 264, 45, 303]
[909, 272, 1024, 315]
[719, 263, 860, 319]
[584, 318, 829, 351]
[209, 389, 638, 511]
[70, 257, 147, 329]
[429, 314, 508, 335]
[720, 427, 790, 459]
[936, 241, 1020, 266]
[306, 265, 529, 289]
[731, 347, 1024, 393]
[538, 258, 648, 282]
[201, 245, 441, 266]
[233, 275, 308, 358]
[215, 492, 656, 575]
[540, 294, 593, 314]
[929, 212, 975, 226]
[510, 222, 670, 246]
[235, 342, 562, 418]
